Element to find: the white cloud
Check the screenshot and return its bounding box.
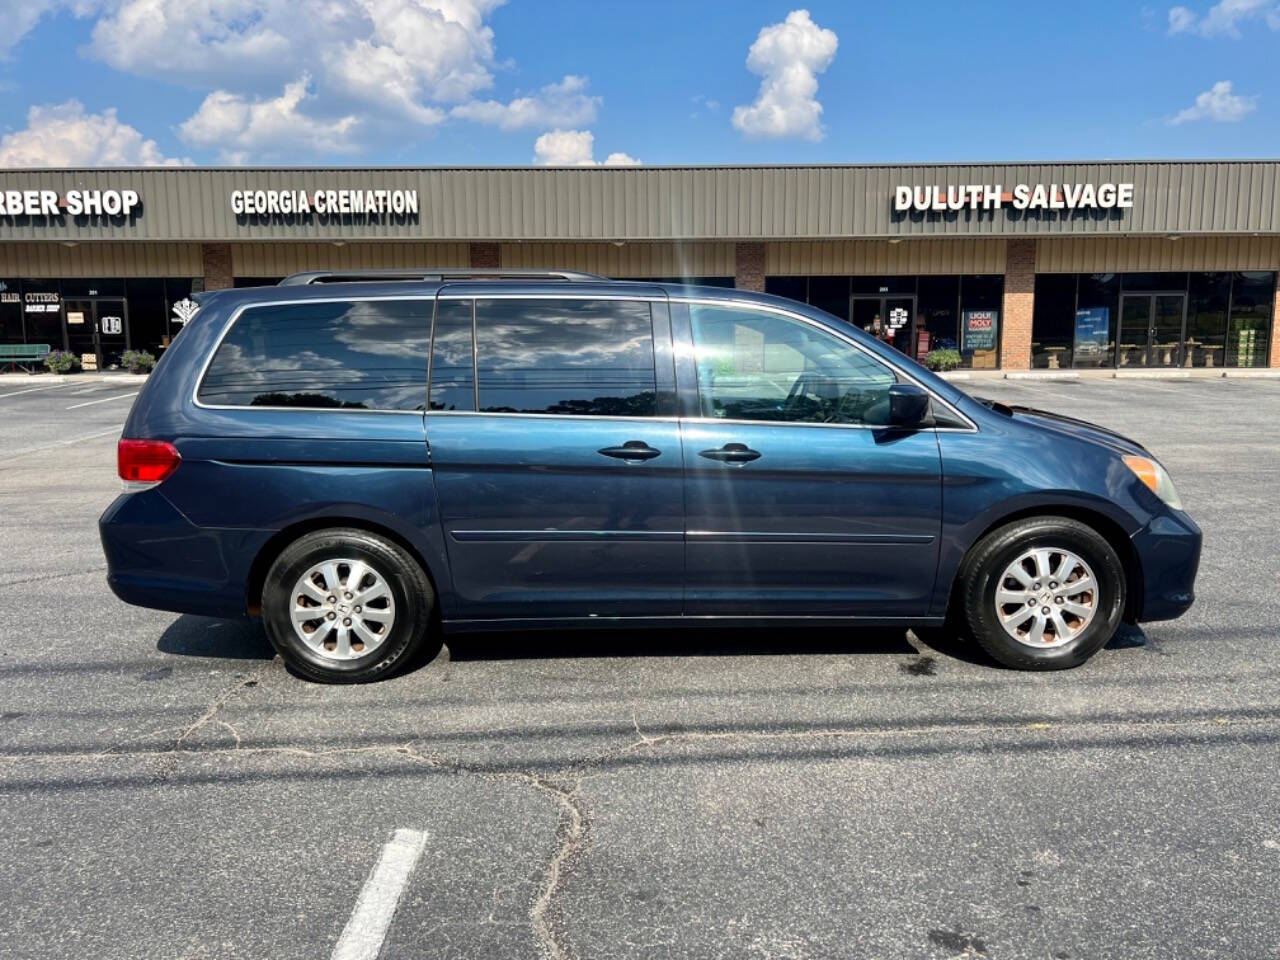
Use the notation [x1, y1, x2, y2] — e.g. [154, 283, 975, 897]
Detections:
[451, 75, 600, 130]
[1167, 0, 1280, 35]
[0, 99, 187, 166]
[602, 151, 641, 166]
[179, 76, 362, 162]
[1170, 80, 1258, 123]
[731, 9, 837, 142]
[0, 1, 99, 57]
[532, 130, 638, 166]
[86, 0, 504, 136]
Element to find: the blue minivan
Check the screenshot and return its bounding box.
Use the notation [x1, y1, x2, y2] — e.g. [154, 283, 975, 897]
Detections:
[100, 270, 1201, 683]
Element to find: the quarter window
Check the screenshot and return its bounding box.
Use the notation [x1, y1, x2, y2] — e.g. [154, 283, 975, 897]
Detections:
[474, 298, 657, 416]
[429, 298, 476, 411]
[689, 304, 897, 426]
[198, 299, 430, 410]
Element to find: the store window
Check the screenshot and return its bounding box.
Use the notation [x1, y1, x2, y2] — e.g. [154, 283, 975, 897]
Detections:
[1075, 274, 1120, 368]
[959, 276, 1002, 370]
[765, 274, 1003, 369]
[20, 280, 63, 353]
[1228, 272, 1274, 368]
[0, 281, 22, 345]
[916, 276, 959, 358]
[1032, 271, 1273, 369]
[1031, 275, 1076, 369]
[1186, 273, 1230, 368]
[808, 276, 851, 322]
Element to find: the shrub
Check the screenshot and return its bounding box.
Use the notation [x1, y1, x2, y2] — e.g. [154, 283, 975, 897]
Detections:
[121, 349, 156, 374]
[43, 350, 79, 374]
[924, 348, 962, 372]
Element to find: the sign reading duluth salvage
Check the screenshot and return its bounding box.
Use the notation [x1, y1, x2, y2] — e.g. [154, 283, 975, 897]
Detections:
[894, 182, 1135, 212]
[230, 187, 419, 218]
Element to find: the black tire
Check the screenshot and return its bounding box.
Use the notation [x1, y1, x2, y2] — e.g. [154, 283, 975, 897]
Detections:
[957, 517, 1125, 671]
[261, 528, 439, 684]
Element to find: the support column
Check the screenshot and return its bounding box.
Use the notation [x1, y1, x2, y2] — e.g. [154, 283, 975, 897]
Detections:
[200, 243, 233, 290]
[734, 241, 766, 292]
[1269, 273, 1280, 368]
[468, 242, 500, 269]
[1000, 238, 1036, 370]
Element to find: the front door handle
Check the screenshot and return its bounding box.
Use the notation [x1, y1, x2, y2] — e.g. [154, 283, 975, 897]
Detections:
[598, 440, 662, 461]
[698, 442, 761, 464]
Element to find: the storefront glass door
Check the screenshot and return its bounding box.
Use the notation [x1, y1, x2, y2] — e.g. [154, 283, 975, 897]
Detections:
[851, 296, 915, 355]
[64, 298, 130, 370]
[1118, 294, 1185, 367]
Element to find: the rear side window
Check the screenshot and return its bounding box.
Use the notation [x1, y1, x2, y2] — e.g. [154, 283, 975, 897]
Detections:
[473, 298, 657, 416]
[198, 299, 430, 410]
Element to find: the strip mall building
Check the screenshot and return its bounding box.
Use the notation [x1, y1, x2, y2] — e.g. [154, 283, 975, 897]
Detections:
[1, 161, 1277, 371]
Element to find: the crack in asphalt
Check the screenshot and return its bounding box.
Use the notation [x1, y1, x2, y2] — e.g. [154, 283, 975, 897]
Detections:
[0, 566, 107, 589]
[3, 690, 1278, 960]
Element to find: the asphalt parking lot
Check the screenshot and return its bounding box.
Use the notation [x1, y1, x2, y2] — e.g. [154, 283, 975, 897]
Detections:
[1, 373, 1278, 960]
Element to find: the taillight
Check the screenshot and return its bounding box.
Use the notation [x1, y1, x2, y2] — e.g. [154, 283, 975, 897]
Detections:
[118, 439, 182, 487]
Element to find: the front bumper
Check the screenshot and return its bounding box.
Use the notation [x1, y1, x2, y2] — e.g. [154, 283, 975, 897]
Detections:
[1130, 509, 1202, 622]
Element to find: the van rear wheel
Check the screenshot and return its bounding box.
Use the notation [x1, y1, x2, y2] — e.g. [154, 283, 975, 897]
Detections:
[958, 517, 1125, 670]
[262, 528, 438, 683]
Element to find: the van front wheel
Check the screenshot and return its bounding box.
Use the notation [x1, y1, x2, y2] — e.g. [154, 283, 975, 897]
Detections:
[959, 517, 1125, 670]
[262, 528, 438, 683]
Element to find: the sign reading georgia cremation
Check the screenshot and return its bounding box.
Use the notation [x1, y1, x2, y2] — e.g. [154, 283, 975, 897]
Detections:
[230, 188, 419, 219]
[894, 183, 1135, 212]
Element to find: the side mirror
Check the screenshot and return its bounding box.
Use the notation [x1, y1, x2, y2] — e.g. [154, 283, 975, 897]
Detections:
[889, 383, 932, 427]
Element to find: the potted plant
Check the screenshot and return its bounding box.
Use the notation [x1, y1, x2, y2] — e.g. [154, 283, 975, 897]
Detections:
[923, 348, 962, 372]
[43, 350, 79, 374]
[121, 349, 157, 375]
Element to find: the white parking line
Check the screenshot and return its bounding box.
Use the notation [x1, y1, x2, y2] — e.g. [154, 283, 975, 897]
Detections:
[65, 391, 138, 410]
[0, 382, 67, 400]
[0, 427, 121, 462]
[330, 829, 428, 960]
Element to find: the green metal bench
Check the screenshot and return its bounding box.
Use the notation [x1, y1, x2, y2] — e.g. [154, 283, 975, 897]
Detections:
[0, 343, 52, 372]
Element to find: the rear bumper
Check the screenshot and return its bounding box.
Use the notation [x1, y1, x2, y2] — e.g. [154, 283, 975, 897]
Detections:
[1131, 509, 1202, 622]
[99, 489, 267, 619]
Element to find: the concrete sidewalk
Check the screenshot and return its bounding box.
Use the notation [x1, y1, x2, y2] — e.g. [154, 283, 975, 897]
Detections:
[0, 371, 151, 385]
[940, 367, 1280, 381]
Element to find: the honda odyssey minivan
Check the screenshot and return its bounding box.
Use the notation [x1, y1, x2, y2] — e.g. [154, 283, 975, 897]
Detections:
[100, 270, 1201, 683]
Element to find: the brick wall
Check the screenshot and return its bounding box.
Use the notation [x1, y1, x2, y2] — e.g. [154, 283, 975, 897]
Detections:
[468, 242, 500, 269]
[734, 241, 766, 292]
[1271, 273, 1280, 368]
[200, 243, 233, 290]
[1000, 239, 1036, 370]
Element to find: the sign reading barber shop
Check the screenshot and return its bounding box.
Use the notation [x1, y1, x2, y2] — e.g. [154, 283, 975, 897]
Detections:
[894, 183, 1135, 213]
[0, 188, 141, 218]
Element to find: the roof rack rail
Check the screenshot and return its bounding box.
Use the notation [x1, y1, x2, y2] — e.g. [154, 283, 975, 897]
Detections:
[277, 268, 607, 286]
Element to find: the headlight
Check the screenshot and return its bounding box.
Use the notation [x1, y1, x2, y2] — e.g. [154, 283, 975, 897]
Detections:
[1122, 455, 1183, 510]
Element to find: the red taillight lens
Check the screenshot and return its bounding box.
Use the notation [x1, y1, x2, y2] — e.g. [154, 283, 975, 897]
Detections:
[118, 439, 182, 485]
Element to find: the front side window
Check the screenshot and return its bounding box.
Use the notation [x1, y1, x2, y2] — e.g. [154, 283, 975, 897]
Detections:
[689, 303, 897, 426]
[474, 298, 657, 416]
[198, 299, 430, 410]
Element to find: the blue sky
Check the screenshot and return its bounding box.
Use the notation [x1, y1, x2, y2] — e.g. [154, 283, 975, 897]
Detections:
[1, 0, 1278, 167]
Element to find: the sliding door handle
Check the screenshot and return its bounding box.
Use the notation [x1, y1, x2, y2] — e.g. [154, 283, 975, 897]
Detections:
[699, 443, 761, 463]
[598, 440, 662, 461]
